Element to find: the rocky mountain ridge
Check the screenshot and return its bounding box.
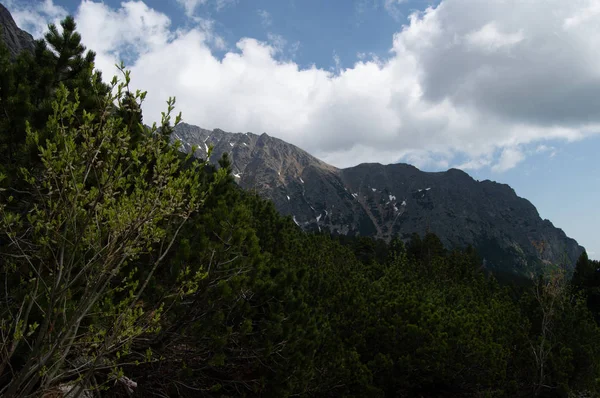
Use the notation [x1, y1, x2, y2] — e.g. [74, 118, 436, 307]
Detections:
[174, 122, 584, 274]
[0, 5, 583, 275]
[0, 3, 34, 58]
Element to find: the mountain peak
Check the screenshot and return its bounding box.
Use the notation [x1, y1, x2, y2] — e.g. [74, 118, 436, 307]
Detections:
[173, 123, 584, 275]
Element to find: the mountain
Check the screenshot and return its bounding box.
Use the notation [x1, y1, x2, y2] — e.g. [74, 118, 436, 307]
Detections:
[174, 122, 584, 274]
[0, 3, 582, 275]
[0, 3, 35, 58]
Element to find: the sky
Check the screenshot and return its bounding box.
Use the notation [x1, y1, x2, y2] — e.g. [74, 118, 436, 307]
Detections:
[5, 0, 600, 259]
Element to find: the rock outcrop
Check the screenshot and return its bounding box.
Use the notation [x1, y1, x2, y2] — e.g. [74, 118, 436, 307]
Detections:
[0, 3, 35, 58]
[174, 122, 584, 274]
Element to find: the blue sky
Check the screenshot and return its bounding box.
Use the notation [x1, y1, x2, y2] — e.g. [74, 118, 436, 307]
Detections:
[7, 0, 600, 258]
[48, 0, 435, 69]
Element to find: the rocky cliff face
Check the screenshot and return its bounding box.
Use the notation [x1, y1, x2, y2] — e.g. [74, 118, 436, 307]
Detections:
[0, 3, 35, 58]
[174, 122, 584, 274]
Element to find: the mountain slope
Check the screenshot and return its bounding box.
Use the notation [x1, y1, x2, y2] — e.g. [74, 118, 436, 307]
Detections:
[0, 3, 34, 58]
[1, 3, 581, 275]
[174, 122, 584, 274]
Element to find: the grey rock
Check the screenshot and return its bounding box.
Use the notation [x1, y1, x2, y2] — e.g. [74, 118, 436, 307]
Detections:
[0, 3, 35, 58]
[174, 123, 584, 275]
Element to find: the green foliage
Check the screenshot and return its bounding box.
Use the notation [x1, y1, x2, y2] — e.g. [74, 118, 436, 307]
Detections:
[1, 16, 599, 398]
[0, 31, 222, 394]
[572, 252, 600, 323]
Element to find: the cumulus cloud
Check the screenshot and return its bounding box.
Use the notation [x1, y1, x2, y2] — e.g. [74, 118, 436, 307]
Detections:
[465, 23, 524, 53]
[6, 0, 67, 38]
[492, 147, 525, 172]
[74, 1, 173, 78]
[8, 0, 600, 172]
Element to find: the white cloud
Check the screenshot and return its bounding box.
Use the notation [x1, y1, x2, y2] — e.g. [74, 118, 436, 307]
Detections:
[332, 51, 341, 72]
[213, 35, 227, 51]
[266, 33, 286, 53]
[214, 0, 237, 12]
[257, 9, 272, 27]
[384, 0, 408, 21]
[5, 0, 67, 38]
[466, 23, 524, 53]
[176, 0, 207, 18]
[456, 158, 492, 171]
[492, 147, 525, 172]
[176, 0, 236, 17]
[563, 1, 600, 28]
[73, 0, 173, 77]
[289, 41, 301, 59]
[535, 144, 551, 153]
[9, 0, 600, 172]
[534, 144, 558, 157]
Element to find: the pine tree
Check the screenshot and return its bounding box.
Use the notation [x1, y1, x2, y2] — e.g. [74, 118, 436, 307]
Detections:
[0, 69, 222, 396]
[573, 251, 594, 291]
